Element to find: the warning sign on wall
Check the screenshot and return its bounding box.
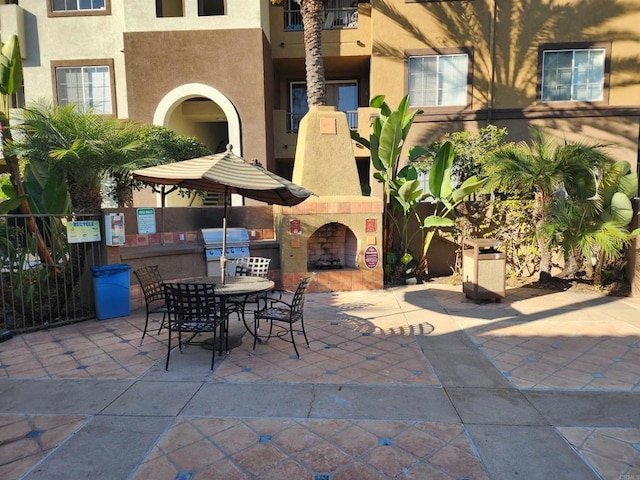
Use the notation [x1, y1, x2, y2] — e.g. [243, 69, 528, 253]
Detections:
[289, 219, 302, 235]
[364, 246, 379, 269]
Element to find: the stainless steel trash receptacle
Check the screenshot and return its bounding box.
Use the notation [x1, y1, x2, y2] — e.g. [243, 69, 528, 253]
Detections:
[462, 238, 506, 301]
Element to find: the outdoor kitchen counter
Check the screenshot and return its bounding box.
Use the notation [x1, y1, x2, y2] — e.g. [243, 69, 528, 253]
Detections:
[119, 243, 203, 260]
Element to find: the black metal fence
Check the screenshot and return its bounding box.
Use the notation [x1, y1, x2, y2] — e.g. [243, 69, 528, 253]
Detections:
[0, 214, 104, 333]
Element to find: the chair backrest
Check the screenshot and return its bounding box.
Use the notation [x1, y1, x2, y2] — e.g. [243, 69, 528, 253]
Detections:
[291, 275, 314, 315]
[235, 257, 271, 278]
[134, 266, 164, 305]
[164, 283, 219, 327]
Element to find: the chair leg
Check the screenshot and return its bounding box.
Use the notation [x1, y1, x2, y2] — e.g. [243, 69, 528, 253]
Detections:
[165, 330, 172, 371]
[253, 314, 259, 352]
[140, 310, 151, 346]
[289, 322, 300, 358]
[300, 317, 310, 348]
[210, 329, 216, 370]
[157, 312, 167, 334]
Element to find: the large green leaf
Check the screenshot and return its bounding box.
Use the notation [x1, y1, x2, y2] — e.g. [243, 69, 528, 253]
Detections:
[370, 95, 391, 117]
[0, 35, 22, 96]
[370, 133, 382, 171]
[0, 195, 27, 214]
[429, 141, 454, 199]
[423, 215, 454, 228]
[451, 176, 489, 204]
[394, 178, 422, 212]
[350, 130, 370, 150]
[408, 145, 429, 162]
[617, 174, 637, 200]
[378, 110, 403, 171]
[397, 164, 418, 181]
[608, 191, 633, 226]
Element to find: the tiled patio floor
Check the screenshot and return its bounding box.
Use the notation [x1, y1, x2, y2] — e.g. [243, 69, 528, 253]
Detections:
[1, 285, 639, 479]
[131, 418, 488, 480]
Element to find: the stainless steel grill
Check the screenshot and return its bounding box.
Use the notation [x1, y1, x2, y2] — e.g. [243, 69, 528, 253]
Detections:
[201, 228, 250, 277]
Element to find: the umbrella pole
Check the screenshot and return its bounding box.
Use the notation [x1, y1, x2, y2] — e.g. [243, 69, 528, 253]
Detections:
[220, 186, 229, 284]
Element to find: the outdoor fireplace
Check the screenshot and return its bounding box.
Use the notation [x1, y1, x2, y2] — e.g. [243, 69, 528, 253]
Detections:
[307, 222, 358, 270]
[275, 106, 384, 293]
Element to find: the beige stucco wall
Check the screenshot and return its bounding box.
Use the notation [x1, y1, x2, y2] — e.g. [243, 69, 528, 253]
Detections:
[18, 0, 129, 117]
[123, 29, 274, 169]
[369, 0, 640, 110]
[123, 0, 271, 34]
[366, 0, 640, 174]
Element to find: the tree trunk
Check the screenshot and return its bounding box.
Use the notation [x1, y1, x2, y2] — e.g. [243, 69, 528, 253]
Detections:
[534, 192, 552, 282]
[300, 0, 326, 106]
[0, 115, 55, 266]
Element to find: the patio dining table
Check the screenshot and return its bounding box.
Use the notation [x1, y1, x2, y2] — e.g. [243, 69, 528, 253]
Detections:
[181, 275, 275, 350]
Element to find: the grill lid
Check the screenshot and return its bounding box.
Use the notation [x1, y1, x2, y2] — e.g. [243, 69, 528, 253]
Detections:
[201, 228, 250, 248]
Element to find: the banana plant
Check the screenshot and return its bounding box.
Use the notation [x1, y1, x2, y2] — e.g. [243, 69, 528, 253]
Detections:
[0, 35, 54, 265]
[352, 95, 424, 281]
[416, 140, 488, 275]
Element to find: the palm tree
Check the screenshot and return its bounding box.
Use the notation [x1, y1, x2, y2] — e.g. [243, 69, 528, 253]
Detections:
[487, 126, 614, 281]
[6, 102, 148, 213]
[547, 159, 639, 284]
[271, 0, 327, 106]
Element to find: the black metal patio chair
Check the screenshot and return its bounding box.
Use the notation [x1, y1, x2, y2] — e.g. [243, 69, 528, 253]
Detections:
[133, 265, 168, 345]
[163, 282, 226, 371]
[252, 275, 314, 358]
[227, 257, 273, 333]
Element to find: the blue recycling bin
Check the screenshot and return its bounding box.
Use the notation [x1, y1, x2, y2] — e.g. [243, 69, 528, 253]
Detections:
[90, 264, 131, 320]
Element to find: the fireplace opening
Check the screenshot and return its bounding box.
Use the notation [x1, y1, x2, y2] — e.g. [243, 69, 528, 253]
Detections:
[307, 222, 358, 271]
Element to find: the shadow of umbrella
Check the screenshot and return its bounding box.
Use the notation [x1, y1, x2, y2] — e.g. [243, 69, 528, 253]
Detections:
[133, 144, 314, 283]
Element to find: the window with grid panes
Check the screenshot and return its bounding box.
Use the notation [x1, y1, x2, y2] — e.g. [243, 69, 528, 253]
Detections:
[55, 65, 113, 114]
[541, 48, 605, 102]
[408, 53, 468, 107]
[51, 0, 105, 12]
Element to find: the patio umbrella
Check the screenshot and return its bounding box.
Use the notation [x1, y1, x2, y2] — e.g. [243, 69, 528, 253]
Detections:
[133, 145, 314, 283]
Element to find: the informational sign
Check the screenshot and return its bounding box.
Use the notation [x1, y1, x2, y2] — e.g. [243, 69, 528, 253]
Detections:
[364, 246, 379, 269]
[289, 219, 302, 235]
[137, 208, 156, 234]
[66, 220, 101, 243]
[365, 218, 377, 233]
[105, 213, 125, 246]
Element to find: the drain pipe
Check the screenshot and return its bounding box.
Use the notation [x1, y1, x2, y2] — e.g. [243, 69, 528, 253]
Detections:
[487, 0, 497, 126]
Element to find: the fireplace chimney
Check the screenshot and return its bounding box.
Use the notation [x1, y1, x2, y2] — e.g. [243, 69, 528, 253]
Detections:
[291, 106, 362, 196]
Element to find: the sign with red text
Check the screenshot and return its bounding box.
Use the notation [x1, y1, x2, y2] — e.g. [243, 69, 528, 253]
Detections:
[365, 218, 377, 233]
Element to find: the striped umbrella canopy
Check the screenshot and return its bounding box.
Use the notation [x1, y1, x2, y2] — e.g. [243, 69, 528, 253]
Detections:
[133, 145, 314, 283]
[132, 145, 313, 207]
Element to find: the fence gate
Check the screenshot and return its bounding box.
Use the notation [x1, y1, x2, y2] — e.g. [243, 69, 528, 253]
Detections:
[0, 214, 104, 333]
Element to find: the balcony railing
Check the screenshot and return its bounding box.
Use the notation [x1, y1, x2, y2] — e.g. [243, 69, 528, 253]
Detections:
[288, 110, 358, 133]
[284, 5, 358, 31]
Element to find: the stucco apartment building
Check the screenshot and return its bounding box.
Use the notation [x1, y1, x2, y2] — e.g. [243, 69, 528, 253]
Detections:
[1, 0, 639, 201]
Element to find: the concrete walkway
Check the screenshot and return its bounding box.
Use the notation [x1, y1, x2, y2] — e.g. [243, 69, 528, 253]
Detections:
[1, 282, 639, 479]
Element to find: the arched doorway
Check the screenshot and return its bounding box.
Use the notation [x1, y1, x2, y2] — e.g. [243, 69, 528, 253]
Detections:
[151, 83, 242, 207]
[153, 83, 240, 154]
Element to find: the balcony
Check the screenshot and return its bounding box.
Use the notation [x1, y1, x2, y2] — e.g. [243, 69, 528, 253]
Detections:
[288, 110, 358, 133]
[284, 3, 359, 32]
[271, 1, 371, 60]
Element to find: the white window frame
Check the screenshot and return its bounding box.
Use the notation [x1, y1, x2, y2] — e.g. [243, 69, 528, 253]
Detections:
[55, 64, 113, 115]
[408, 53, 469, 108]
[541, 48, 606, 103]
[51, 0, 106, 12]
